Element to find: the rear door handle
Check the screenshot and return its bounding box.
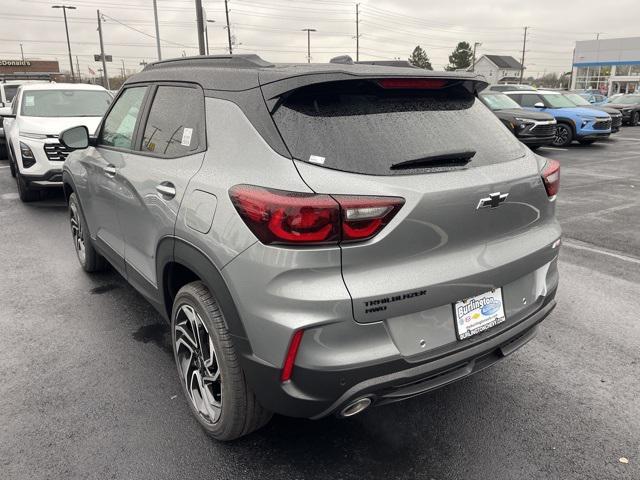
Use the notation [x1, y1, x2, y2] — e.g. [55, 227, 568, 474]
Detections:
[156, 182, 176, 199]
[103, 165, 116, 177]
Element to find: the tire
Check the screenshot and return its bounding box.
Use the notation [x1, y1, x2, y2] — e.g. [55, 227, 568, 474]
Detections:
[171, 281, 272, 441]
[16, 171, 39, 202]
[631, 111, 640, 127]
[552, 123, 573, 147]
[68, 192, 106, 272]
[578, 139, 596, 145]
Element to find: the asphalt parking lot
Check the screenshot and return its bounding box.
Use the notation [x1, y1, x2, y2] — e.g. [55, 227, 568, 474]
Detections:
[1, 130, 639, 480]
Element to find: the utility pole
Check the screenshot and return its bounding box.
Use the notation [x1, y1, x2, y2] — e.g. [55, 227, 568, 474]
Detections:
[194, 0, 206, 55]
[52, 5, 77, 82]
[20, 43, 25, 62]
[153, 0, 162, 60]
[519, 26, 528, 84]
[121, 59, 126, 80]
[140, 60, 148, 69]
[97, 10, 110, 90]
[224, 0, 232, 54]
[355, 3, 360, 62]
[76, 55, 81, 82]
[472, 42, 482, 72]
[302, 28, 316, 63]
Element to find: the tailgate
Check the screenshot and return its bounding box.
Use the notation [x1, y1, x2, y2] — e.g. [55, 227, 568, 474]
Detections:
[268, 77, 561, 324]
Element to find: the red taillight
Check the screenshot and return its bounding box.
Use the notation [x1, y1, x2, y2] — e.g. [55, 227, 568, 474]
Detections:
[378, 78, 448, 90]
[281, 330, 304, 382]
[229, 185, 404, 245]
[542, 159, 560, 198]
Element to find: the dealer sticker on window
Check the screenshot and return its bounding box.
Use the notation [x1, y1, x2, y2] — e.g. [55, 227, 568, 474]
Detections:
[454, 288, 506, 340]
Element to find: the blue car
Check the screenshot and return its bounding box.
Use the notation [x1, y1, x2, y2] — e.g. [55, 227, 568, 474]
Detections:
[505, 90, 612, 147]
[574, 91, 608, 106]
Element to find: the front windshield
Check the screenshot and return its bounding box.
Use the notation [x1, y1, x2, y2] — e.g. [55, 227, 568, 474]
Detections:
[541, 94, 576, 108]
[565, 93, 591, 106]
[480, 93, 522, 110]
[614, 95, 640, 105]
[21, 89, 112, 117]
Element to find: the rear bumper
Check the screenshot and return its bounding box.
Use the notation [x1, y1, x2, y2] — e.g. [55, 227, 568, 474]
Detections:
[238, 289, 557, 419]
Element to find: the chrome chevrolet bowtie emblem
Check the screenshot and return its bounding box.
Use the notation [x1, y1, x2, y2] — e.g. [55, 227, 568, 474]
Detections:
[476, 192, 509, 210]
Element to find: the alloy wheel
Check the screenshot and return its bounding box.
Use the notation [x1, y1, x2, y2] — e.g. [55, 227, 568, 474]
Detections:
[553, 125, 569, 146]
[69, 203, 86, 264]
[174, 304, 222, 425]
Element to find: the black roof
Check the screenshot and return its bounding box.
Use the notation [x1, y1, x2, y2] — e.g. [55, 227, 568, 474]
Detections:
[129, 54, 488, 94]
[484, 55, 523, 70]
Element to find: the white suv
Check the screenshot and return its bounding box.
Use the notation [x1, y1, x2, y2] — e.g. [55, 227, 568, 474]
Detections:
[1, 83, 112, 201]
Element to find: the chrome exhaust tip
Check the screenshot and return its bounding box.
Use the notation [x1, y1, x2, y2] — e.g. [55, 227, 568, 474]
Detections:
[339, 397, 372, 417]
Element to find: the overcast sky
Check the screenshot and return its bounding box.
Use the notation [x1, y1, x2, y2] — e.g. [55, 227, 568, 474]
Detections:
[2, 0, 639, 79]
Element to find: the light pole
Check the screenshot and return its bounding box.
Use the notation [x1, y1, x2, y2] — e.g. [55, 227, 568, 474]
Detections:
[206, 19, 215, 55]
[472, 42, 482, 72]
[152, 0, 161, 60]
[301, 28, 316, 63]
[52, 5, 76, 82]
[194, 0, 206, 55]
[20, 43, 25, 62]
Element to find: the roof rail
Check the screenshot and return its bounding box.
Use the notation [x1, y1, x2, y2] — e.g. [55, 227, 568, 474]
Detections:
[144, 54, 274, 70]
[329, 55, 354, 65]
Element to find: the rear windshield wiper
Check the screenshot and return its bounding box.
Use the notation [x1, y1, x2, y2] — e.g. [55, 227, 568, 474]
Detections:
[390, 150, 476, 171]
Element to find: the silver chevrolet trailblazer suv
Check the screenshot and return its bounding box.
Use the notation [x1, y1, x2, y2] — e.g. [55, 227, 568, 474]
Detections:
[60, 55, 561, 441]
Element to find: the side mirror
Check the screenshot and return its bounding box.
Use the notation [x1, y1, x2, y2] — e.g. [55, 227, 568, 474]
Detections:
[533, 102, 545, 108]
[589, 98, 596, 103]
[60, 125, 90, 150]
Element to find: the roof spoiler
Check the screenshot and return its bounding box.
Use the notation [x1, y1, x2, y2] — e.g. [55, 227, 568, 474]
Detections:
[261, 72, 489, 111]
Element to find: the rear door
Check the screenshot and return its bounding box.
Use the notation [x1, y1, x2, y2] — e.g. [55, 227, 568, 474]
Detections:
[114, 83, 206, 300]
[270, 79, 560, 325]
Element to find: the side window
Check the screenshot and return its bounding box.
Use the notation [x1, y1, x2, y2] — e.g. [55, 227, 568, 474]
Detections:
[518, 94, 541, 107]
[507, 94, 522, 105]
[100, 87, 147, 149]
[141, 86, 204, 157]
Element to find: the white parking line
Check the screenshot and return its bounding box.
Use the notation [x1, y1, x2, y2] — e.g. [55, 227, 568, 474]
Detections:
[563, 239, 640, 265]
[0, 165, 10, 169]
[539, 147, 569, 151]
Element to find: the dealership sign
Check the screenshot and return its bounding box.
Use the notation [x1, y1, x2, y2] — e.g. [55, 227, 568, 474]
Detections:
[0, 60, 32, 67]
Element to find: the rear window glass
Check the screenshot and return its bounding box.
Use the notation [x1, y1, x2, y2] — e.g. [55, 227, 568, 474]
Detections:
[272, 80, 525, 175]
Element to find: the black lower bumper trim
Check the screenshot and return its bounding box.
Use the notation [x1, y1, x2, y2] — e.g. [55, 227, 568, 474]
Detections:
[518, 136, 555, 146]
[21, 169, 63, 185]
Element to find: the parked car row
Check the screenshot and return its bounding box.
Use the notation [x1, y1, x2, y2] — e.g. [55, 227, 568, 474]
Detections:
[484, 85, 639, 147]
[1, 56, 564, 441]
[0, 83, 112, 201]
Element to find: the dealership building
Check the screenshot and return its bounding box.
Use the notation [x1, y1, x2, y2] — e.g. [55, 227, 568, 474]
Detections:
[571, 36, 640, 94]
